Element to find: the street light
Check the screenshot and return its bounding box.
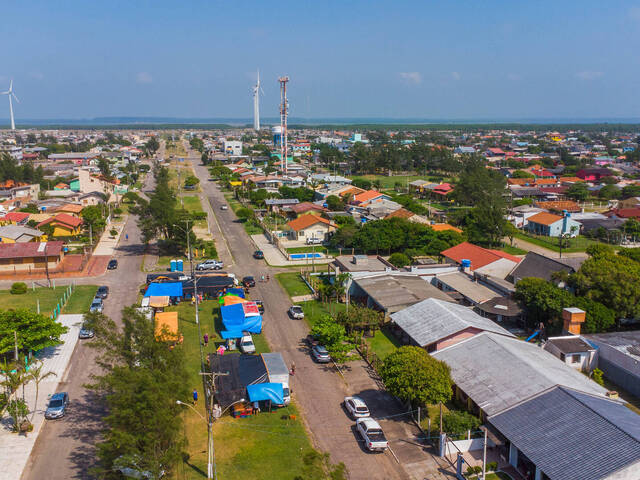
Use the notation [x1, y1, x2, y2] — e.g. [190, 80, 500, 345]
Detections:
[176, 398, 246, 480]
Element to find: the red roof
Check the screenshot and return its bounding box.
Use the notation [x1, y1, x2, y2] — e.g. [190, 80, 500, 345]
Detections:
[352, 190, 384, 204]
[37, 213, 83, 229]
[609, 208, 640, 219]
[290, 202, 327, 214]
[440, 242, 520, 270]
[2, 212, 30, 223]
[487, 148, 505, 155]
[0, 241, 64, 259]
[433, 183, 453, 195]
[287, 214, 335, 231]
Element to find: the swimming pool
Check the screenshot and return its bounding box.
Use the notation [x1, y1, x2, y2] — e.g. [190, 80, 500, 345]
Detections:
[290, 253, 322, 259]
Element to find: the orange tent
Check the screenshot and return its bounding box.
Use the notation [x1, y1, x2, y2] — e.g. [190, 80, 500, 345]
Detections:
[154, 311, 180, 341]
[223, 295, 247, 306]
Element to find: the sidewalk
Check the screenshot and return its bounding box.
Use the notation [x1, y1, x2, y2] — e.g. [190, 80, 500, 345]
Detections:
[0, 314, 83, 480]
[93, 216, 127, 256]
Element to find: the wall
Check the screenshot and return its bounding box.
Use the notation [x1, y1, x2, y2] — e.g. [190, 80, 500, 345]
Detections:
[593, 343, 640, 397]
[544, 341, 593, 371]
[447, 437, 494, 453]
[436, 327, 484, 351]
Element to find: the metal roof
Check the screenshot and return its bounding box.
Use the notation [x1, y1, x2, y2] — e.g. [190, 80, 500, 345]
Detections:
[436, 272, 498, 304]
[432, 332, 607, 416]
[508, 251, 579, 283]
[489, 386, 640, 480]
[391, 298, 513, 347]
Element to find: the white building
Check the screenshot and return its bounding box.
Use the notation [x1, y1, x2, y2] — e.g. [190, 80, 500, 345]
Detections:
[224, 140, 243, 156]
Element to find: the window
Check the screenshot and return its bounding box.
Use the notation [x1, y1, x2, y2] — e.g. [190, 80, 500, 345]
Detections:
[571, 354, 581, 364]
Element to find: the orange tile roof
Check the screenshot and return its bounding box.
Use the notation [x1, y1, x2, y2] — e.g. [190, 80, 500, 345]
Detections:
[440, 242, 520, 270]
[430, 223, 463, 233]
[536, 201, 581, 213]
[59, 203, 83, 214]
[385, 208, 414, 219]
[534, 178, 558, 185]
[287, 214, 335, 232]
[508, 178, 530, 185]
[526, 212, 564, 226]
[558, 177, 583, 183]
[353, 190, 383, 203]
[38, 213, 83, 229]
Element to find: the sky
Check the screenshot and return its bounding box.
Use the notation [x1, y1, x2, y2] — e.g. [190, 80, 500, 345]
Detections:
[2, 0, 640, 121]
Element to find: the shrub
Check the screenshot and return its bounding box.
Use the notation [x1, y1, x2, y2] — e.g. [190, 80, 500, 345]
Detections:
[592, 368, 605, 386]
[388, 252, 410, 268]
[487, 461, 498, 472]
[110, 228, 118, 237]
[10, 282, 28, 295]
[442, 410, 481, 438]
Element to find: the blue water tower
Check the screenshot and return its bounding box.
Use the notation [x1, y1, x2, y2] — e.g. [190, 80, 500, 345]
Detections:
[170, 259, 177, 272]
[177, 259, 184, 272]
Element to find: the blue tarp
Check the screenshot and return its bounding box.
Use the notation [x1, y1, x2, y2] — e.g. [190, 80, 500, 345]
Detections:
[247, 383, 284, 405]
[220, 330, 244, 339]
[221, 303, 262, 334]
[225, 288, 245, 298]
[144, 282, 183, 298]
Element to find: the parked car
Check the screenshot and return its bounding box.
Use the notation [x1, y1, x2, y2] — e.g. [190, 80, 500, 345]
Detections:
[306, 236, 323, 245]
[96, 286, 109, 299]
[356, 418, 388, 452]
[45, 392, 69, 419]
[288, 305, 304, 319]
[254, 300, 265, 314]
[242, 276, 256, 288]
[344, 396, 370, 419]
[90, 298, 103, 313]
[114, 455, 165, 479]
[239, 334, 256, 354]
[107, 259, 118, 270]
[79, 324, 94, 339]
[220, 205, 228, 210]
[253, 250, 264, 259]
[196, 259, 224, 271]
[311, 344, 331, 363]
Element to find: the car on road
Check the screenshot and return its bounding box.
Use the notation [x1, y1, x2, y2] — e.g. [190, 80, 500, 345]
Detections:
[344, 396, 370, 419]
[79, 324, 94, 339]
[220, 205, 228, 210]
[253, 250, 264, 259]
[356, 418, 388, 452]
[114, 455, 164, 479]
[288, 305, 304, 319]
[107, 259, 118, 270]
[239, 334, 256, 354]
[242, 276, 256, 288]
[306, 236, 323, 245]
[96, 285, 109, 299]
[311, 344, 331, 363]
[90, 298, 103, 313]
[45, 392, 69, 419]
[254, 300, 265, 314]
[196, 259, 224, 271]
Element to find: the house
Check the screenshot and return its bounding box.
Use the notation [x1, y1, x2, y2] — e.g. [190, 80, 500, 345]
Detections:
[525, 212, 581, 237]
[433, 271, 501, 306]
[0, 225, 44, 243]
[440, 242, 521, 278]
[454, 146, 476, 154]
[351, 190, 387, 205]
[390, 298, 513, 352]
[606, 208, 640, 220]
[332, 255, 394, 274]
[0, 212, 30, 225]
[56, 203, 84, 216]
[264, 198, 299, 213]
[583, 331, 640, 398]
[507, 251, 582, 283]
[544, 335, 596, 372]
[535, 200, 581, 213]
[289, 202, 327, 216]
[474, 296, 523, 325]
[488, 386, 640, 480]
[485, 147, 505, 157]
[432, 332, 607, 418]
[78, 191, 106, 206]
[432, 183, 453, 197]
[350, 274, 455, 315]
[286, 214, 336, 242]
[618, 196, 640, 210]
[37, 213, 84, 237]
[0, 241, 65, 272]
[576, 168, 614, 182]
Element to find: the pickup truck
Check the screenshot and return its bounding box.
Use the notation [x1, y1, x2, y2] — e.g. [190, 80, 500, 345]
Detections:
[196, 259, 224, 271]
[356, 418, 388, 452]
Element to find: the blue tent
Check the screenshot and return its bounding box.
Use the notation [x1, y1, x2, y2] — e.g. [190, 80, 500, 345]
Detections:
[225, 288, 245, 298]
[247, 383, 284, 405]
[144, 282, 183, 298]
[220, 330, 244, 339]
[220, 303, 262, 334]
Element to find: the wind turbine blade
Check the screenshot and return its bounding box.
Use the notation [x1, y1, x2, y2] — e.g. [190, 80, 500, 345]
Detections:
[12, 93, 19, 103]
[9, 79, 13, 91]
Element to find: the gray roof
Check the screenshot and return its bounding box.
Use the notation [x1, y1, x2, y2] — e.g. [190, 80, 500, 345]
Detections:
[508, 252, 579, 283]
[436, 272, 499, 304]
[546, 336, 595, 354]
[391, 298, 513, 347]
[264, 198, 299, 206]
[354, 274, 454, 313]
[584, 331, 640, 360]
[489, 386, 640, 480]
[0, 225, 43, 240]
[432, 332, 607, 416]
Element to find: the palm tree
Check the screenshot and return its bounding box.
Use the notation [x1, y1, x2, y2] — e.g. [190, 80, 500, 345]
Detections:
[26, 361, 56, 422]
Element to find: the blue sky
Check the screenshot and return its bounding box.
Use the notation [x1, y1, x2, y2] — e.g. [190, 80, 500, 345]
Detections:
[2, 0, 640, 120]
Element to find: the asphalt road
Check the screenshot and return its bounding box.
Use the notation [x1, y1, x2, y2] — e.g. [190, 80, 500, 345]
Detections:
[21, 165, 156, 480]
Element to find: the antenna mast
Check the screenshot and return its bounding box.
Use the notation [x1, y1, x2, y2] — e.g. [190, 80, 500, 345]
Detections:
[278, 76, 289, 175]
[253, 70, 261, 131]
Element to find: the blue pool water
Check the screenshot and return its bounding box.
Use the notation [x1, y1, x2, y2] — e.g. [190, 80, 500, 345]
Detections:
[290, 253, 322, 259]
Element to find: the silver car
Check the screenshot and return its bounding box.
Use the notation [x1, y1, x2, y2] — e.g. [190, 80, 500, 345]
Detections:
[89, 298, 103, 313]
[45, 392, 69, 419]
[311, 345, 331, 363]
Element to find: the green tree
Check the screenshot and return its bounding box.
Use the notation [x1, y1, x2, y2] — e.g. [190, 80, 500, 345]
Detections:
[0, 310, 68, 355]
[511, 170, 534, 179]
[145, 136, 160, 156]
[25, 361, 56, 422]
[621, 184, 640, 199]
[598, 184, 620, 200]
[441, 410, 481, 438]
[453, 156, 506, 206]
[97, 157, 113, 180]
[310, 316, 355, 364]
[184, 175, 200, 187]
[325, 195, 344, 211]
[388, 252, 410, 268]
[567, 183, 589, 201]
[380, 346, 452, 406]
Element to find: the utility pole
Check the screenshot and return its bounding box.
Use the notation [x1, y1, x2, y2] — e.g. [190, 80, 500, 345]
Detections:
[200, 370, 229, 480]
[14, 331, 19, 362]
[481, 426, 488, 480]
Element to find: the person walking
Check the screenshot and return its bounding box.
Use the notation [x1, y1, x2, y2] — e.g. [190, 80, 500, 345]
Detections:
[192, 389, 198, 405]
[125, 233, 128, 241]
[204, 333, 209, 346]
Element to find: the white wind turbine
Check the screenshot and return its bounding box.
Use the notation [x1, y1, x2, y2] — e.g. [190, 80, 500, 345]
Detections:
[1, 80, 19, 130]
[252, 70, 264, 131]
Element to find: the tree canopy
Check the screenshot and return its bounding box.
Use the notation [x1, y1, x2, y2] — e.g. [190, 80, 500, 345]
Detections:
[0, 309, 68, 354]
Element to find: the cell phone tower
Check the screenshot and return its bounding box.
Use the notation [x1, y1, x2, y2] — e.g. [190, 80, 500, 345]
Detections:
[278, 76, 289, 174]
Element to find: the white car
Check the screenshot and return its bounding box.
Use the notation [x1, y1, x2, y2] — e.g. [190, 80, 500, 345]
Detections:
[196, 259, 223, 271]
[239, 334, 256, 354]
[220, 205, 228, 210]
[344, 396, 370, 419]
[288, 305, 304, 319]
[305, 236, 323, 245]
[356, 418, 388, 452]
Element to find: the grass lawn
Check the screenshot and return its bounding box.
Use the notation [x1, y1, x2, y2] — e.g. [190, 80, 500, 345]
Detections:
[468, 473, 513, 480]
[170, 300, 320, 480]
[350, 174, 454, 190]
[298, 300, 346, 328]
[365, 327, 401, 360]
[276, 272, 312, 297]
[180, 195, 204, 213]
[514, 232, 601, 253]
[499, 244, 528, 255]
[0, 285, 97, 316]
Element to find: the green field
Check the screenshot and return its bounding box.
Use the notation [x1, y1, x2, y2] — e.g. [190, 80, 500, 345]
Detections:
[350, 174, 453, 190]
[365, 328, 401, 360]
[0, 285, 98, 316]
[180, 195, 204, 213]
[514, 232, 601, 253]
[276, 272, 312, 297]
[499, 244, 528, 255]
[298, 300, 346, 328]
[169, 300, 322, 480]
